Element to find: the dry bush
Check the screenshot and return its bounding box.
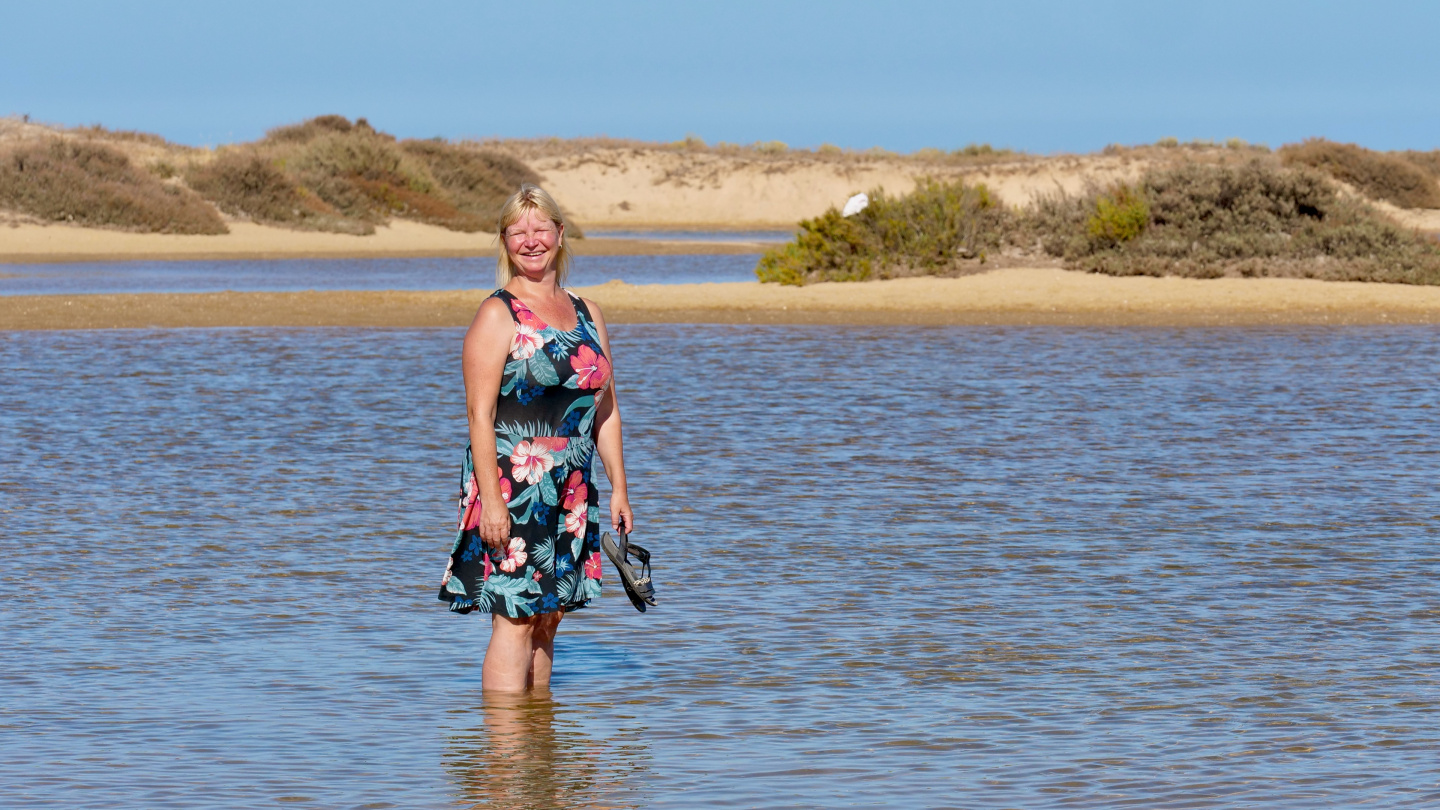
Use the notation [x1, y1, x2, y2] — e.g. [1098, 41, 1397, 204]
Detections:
[1280, 139, 1440, 209]
[181, 116, 550, 233]
[1050, 162, 1440, 284]
[401, 139, 540, 225]
[186, 150, 369, 234]
[0, 139, 226, 233]
[68, 124, 172, 147]
[1401, 150, 1440, 180]
[264, 114, 360, 143]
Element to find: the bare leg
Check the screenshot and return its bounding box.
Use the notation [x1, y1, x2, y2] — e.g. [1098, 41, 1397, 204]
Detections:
[482, 611, 565, 691]
[483, 614, 537, 691]
[528, 611, 563, 688]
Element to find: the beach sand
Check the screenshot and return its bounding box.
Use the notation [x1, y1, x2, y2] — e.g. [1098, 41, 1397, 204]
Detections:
[0, 219, 768, 264]
[4, 268, 1438, 330]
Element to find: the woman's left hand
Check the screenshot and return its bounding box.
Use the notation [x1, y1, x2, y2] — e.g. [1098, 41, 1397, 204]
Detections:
[610, 495, 634, 535]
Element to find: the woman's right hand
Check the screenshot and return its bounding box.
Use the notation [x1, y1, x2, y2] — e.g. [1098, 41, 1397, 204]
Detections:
[479, 501, 511, 550]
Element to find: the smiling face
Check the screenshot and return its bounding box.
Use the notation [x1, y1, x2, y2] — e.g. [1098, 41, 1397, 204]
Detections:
[502, 208, 564, 281]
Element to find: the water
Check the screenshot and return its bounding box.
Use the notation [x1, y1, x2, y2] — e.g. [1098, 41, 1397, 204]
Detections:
[0, 253, 760, 296]
[3, 324, 1439, 808]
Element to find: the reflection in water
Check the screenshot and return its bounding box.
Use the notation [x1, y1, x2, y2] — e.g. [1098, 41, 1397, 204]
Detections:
[445, 690, 648, 809]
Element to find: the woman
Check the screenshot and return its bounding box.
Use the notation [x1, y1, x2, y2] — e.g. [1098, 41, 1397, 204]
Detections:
[439, 184, 632, 691]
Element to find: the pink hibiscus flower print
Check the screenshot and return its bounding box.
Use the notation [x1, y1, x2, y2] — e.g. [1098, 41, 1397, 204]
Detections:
[509, 299, 548, 332]
[561, 470, 587, 511]
[498, 537, 528, 573]
[460, 470, 512, 531]
[531, 436, 569, 454]
[509, 323, 544, 360]
[583, 551, 603, 580]
[564, 504, 587, 537]
[570, 344, 611, 389]
[509, 440, 556, 485]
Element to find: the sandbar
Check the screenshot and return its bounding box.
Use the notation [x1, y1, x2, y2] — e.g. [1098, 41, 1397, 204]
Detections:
[0, 219, 767, 264]
[3, 268, 1438, 330]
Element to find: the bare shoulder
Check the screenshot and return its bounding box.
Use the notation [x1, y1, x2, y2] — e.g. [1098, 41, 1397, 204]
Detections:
[580, 296, 607, 326]
[469, 295, 511, 331]
[464, 295, 514, 353]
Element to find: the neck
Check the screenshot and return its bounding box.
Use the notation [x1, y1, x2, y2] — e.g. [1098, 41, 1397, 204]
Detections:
[507, 268, 561, 296]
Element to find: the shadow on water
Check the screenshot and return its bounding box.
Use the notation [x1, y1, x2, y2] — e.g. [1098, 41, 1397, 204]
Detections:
[443, 689, 650, 809]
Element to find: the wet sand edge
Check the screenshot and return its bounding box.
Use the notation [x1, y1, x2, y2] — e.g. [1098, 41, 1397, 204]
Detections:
[5, 269, 1440, 330]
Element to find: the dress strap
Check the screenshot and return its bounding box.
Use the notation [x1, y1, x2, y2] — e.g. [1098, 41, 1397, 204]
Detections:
[490, 289, 522, 324]
[568, 292, 594, 326]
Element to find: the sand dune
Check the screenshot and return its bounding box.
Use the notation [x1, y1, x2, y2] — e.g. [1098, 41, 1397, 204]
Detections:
[516, 149, 1148, 229]
[5, 268, 1439, 331]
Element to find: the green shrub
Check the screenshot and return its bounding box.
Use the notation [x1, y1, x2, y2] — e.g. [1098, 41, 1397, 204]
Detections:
[1086, 184, 1148, 247]
[758, 161, 1440, 286]
[1279, 138, 1440, 209]
[755, 178, 1010, 285]
[0, 139, 226, 234]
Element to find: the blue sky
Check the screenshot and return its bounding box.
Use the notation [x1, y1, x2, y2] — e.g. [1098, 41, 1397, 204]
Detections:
[3, 0, 1437, 153]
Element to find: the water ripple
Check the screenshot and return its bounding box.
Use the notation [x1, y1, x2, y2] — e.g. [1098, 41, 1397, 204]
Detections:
[2, 324, 1438, 807]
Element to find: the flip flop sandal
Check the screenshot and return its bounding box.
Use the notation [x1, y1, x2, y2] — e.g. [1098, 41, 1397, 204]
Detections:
[601, 526, 657, 613]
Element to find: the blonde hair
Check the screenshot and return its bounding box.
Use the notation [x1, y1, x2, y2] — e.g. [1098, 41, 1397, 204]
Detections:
[496, 184, 572, 287]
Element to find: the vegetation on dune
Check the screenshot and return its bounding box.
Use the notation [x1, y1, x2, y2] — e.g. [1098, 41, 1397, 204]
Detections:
[1279, 139, 1440, 209]
[185, 116, 543, 234]
[759, 162, 1440, 286]
[0, 139, 227, 234]
[186, 150, 368, 234]
[1049, 163, 1440, 283]
[756, 179, 1011, 285]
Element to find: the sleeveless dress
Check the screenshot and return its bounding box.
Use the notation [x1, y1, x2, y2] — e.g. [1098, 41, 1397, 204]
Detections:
[438, 289, 610, 617]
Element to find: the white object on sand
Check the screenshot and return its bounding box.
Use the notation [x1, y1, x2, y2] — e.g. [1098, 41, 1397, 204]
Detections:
[841, 193, 869, 217]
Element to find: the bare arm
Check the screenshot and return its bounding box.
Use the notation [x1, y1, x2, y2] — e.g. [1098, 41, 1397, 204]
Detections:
[462, 296, 515, 549]
[585, 298, 633, 533]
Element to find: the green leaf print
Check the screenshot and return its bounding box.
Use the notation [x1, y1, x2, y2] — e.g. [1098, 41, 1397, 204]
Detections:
[528, 353, 560, 386]
[556, 571, 580, 604]
[578, 402, 597, 435]
[560, 395, 593, 422]
[481, 566, 541, 616]
[539, 471, 559, 506]
[580, 576, 602, 602]
[571, 533, 585, 560]
[562, 373, 581, 390]
[509, 482, 540, 513]
[531, 537, 555, 574]
[444, 576, 468, 596]
[500, 359, 526, 396]
[560, 437, 595, 469]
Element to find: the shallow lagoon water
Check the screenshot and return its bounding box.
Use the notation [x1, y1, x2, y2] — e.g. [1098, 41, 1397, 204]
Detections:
[2, 324, 1439, 808]
[0, 253, 760, 296]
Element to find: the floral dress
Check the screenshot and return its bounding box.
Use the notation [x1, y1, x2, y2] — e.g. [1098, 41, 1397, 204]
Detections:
[439, 290, 610, 617]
